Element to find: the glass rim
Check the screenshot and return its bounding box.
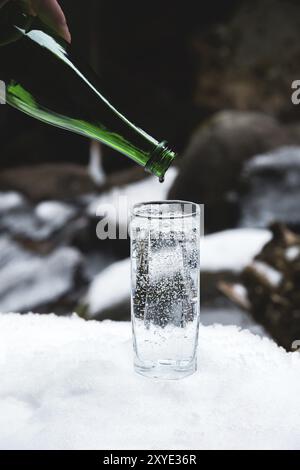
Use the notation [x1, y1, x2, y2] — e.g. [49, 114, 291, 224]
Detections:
[131, 200, 200, 219]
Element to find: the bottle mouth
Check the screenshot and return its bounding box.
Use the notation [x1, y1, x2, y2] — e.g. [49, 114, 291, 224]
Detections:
[145, 141, 177, 179]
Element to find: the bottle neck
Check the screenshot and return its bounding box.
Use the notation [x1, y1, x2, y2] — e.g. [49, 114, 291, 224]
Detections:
[145, 141, 176, 180]
[0, 2, 177, 180]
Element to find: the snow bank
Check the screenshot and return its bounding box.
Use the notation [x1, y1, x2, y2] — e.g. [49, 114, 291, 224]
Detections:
[201, 228, 271, 272]
[0, 192, 25, 213]
[0, 314, 299, 450]
[0, 237, 82, 312]
[88, 167, 178, 217]
[247, 145, 300, 170]
[35, 201, 76, 228]
[87, 259, 131, 315]
[1, 201, 76, 241]
[87, 228, 271, 316]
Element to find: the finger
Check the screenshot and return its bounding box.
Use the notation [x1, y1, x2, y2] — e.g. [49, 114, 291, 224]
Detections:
[31, 0, 71, 42]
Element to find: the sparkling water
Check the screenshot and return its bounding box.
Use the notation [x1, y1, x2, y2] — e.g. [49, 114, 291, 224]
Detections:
[131, 202, 200, 379]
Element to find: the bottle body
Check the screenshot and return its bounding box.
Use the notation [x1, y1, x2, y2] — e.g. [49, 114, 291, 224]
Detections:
[0, 3, 176, 178]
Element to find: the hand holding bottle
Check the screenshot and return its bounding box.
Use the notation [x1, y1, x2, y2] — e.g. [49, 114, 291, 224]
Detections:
[0, 0, 70, 42]
[0, 0, 176, 178]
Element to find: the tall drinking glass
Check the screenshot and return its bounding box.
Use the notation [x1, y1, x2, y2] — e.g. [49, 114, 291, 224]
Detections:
[130, 201, 201, 379]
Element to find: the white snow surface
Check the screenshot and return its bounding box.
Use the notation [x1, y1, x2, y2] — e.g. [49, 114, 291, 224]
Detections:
[0, 314, 299, 450]
[87, 228, 271, 316]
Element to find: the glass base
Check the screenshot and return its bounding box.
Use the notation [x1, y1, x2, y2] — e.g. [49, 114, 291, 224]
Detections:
[134, 359, 197, 380]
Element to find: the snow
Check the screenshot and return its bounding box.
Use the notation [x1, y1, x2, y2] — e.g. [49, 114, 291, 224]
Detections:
[87, 228, 271, 317]
[247, 146, 300, 170]
[252, 261, 282, 287]
[87, 259, 131, 315]
[0, 314, 299, 450]
[0, 194, 78, 241]
[0, 191, 25, 213]
[88, 167, 178, 218]
[231, 283, 248, 301]
[286, 246, 300, 261]
[35, 201, 76, 227]
[201, 228, 271, 272]
[0, 237, 82, 312]
[88, 140, 106, 185]
[1, 203, 75, 241]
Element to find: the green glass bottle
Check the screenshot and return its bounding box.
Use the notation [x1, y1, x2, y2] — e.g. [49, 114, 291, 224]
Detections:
[0, 1, 176, 180]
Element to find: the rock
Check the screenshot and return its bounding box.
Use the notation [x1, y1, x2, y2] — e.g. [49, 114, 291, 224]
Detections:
[285, 123, 300, 146]
[0, 194, 88, 256]
[92, 298, 131, 322]
[0, 164, 98, 202]
[200, 305, 267, 337]
[169, 111, 291, 232]
[192, 0, 300, 120]
[0, 200, 77, 242]
[0, 236, 85, 313]
[202, 271, 239, 307]
[240, 146, 300, 230]
[219, 223, 300, 350]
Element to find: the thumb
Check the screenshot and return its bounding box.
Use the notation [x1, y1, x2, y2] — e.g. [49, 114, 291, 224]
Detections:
[31, 0, 71, 42]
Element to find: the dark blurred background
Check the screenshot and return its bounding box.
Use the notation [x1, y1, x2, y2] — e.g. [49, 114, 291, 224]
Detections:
[3, 0, 300, 171]
[1, 0, 300, 349]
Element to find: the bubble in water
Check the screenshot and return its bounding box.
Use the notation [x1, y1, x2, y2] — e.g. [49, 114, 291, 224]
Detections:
[131, 215, 200, 363]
